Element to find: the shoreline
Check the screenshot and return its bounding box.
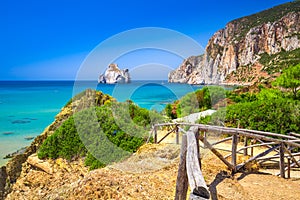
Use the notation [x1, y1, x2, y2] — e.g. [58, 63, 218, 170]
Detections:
[0, 82, 232, 168]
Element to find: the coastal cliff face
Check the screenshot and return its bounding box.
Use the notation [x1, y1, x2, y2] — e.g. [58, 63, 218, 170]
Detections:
[98, 64, 130, 84]
[169, 2, 300, 85]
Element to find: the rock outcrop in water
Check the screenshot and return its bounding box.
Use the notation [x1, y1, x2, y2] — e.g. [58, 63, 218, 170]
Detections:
[169, 1, 300, 85]
[98, 64, 130, 84]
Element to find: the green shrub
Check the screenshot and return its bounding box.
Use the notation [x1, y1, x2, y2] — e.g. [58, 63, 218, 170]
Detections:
[200, 75, 300, 134]
[38, 100, 164, 170]
[259, 48, 300, 74]
[165, 103, 178, 119]
[273, 63, 300, 99]
[226, 91, 257, 103]
[165, 86, 227, 119]
[38, 117, 87, 160]
[256, 88, 285, 101]
[200, 96, 300, 134]
[84, 152, 106, 170]
[225, 99, 300, 134]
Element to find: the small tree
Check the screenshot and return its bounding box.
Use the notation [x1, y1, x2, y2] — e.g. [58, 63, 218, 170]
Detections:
[273, 64, 300, 99]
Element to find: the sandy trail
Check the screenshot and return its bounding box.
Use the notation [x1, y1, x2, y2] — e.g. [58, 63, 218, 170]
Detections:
[156, 129, 300, 199]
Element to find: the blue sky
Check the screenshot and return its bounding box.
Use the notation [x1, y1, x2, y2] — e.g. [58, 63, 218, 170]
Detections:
[0, 0, 293, 80]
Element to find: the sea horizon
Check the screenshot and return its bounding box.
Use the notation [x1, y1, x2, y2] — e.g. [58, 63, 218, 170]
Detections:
[0, 80, 206, 166]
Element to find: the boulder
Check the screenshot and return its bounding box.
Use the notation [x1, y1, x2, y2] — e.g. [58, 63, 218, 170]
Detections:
[27, 154, 53, 174]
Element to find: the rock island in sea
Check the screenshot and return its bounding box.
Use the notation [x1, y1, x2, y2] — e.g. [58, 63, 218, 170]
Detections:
[98, 63, 130, 84]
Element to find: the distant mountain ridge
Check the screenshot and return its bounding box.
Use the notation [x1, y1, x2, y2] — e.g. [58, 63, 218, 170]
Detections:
[169, 1, 300, 85]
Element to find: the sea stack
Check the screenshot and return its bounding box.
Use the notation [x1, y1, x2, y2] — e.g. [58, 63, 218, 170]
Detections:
[98, 64, 130, 84]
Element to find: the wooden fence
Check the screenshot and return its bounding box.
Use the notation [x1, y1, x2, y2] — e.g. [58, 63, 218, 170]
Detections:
[152, 123, 300, 199]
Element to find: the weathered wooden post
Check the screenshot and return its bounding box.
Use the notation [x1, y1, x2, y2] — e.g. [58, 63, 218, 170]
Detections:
[288, 132, 291, 151]
[154, 125, 157, 144]
[176, 124, 179, 145]
[287, 157, 291, 179]
[231, 134, 238, 173]
[175, 134, 188, 200]
[283, 145, 300, 169]
[195, 131, 201, 169]
[250, 139, 254, 157]
[187, 128, 210, 200]
[279, 143, 285, 178]
[243, 137, 248, 156]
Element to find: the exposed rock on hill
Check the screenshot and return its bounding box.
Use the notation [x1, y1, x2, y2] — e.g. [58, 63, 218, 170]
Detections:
[5, 144, 180, 200]
[98, 64, 130, 84]
[4, 142, 300, 200]
[169, 1, 300, 85]
[0, 167, 6, 199]
[0, 89, 114, 199]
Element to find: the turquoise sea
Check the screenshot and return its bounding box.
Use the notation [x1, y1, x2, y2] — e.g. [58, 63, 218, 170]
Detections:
[0, 80, 202, 166]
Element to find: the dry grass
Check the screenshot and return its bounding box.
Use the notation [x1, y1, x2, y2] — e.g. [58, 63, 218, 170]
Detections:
[6, 131, 300, 200]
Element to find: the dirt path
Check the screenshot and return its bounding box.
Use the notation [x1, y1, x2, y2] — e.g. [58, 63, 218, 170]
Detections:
[6, 131, 300, 200]
[156, 130, 300, 199]
[237, 173, 300, 200]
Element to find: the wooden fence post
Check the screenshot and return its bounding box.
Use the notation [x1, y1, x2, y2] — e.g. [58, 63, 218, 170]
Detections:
[279, 143, 285, 178]
[287, 157, 291, 179]
[250, 139, 254, 157]
[232, 134, 238, 173]
[187, 129, 210, 200]
[154, 126, 157, 144]
[282, 145, 300, 168]
[195, 131, 201, 169]
[175, 134, 188, 200]
[176, 124, 179, 145]
[243, 137, 248, 156]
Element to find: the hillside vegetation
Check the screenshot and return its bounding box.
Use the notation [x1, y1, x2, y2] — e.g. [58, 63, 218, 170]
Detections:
[38, 99, 165, 169]
[198, 64, 300, 134]
[164, 86, 226, 119]
[260, 48, 300, 74]
[231, 0, 300, 40]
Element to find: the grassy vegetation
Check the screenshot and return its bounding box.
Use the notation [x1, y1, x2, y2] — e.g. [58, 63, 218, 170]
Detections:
[164, 86, 226, 119]
[230, 1, 300, 41]
[64, 89, 113, 107]
[38, 99, 165, 170]
[273, 63, 300, 99]
[198, 65, 300, 135]
[199, 93, 300, 134]
[38, 59, 300, 170]
[259, 48, 300, 74]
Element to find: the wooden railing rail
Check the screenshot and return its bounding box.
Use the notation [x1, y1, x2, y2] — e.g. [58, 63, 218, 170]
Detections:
[175, 127, 210, 200]
[153, 122, 300, 186]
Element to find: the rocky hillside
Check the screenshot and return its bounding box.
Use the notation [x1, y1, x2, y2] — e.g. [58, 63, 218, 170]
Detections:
[0, 89, 114, 199]
[4, 141, 300, 200]
[169, 1, 300, 85]
[4, 144, 181, 200]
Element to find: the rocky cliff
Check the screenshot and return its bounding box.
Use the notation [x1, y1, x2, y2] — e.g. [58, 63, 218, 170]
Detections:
[98, 64, 130, 84]
[169, 1, 300, 85]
